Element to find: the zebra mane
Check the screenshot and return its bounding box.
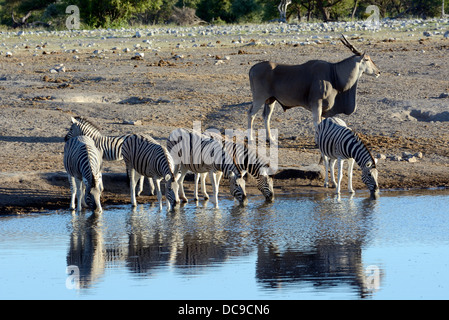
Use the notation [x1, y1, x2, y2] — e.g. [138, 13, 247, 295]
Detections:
[351, 129, 376, 168]
[73, 116, 102, 134]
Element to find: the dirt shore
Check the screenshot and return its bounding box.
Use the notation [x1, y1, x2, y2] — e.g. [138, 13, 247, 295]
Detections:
[1, 24, 449, 214]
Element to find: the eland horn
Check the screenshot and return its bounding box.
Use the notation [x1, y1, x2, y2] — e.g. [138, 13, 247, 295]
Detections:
[340, 34, 363, 56]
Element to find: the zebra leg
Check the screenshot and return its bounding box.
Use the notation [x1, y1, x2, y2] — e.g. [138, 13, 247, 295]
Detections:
[193, 173, 200, 201]
[128, 167, 140, 207]
[209, 171, 219, 207]
[329, 158, 337, 188]
[347, 158, 355, 193]
[75, 178, 84, 211]
[136, 176, 144, 197]
[201, 172, 209, 200]
[68, 175, 76, 210]
[177, 167, 188, 203]
[336, 158, 344, 194]
[154, 177, 163, 210]
[323, 155, 330, 188]
[148, 177, 155, 196]
[263, 101, 276, 144]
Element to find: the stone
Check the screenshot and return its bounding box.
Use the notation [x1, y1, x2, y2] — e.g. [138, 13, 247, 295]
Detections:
[414, 152, 423, 159]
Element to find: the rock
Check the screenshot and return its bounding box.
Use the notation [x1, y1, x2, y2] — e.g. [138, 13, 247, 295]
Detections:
[123, 120, 142, 126]
[134, 31, 142, 38]
[406, 156, 418, 163]
[414, 152, 423, 159]
[444, 31, 449, 38]
[377, 153, 387, 160]
[49, 69, 58, 74]
[123, 47, 130, 53]
[423, 31, 432, 37]
[439, 92, 449, 99]
[131, 52, 144, 60]
[388, 155, 402, 161]
[402, 151, 413, 159]
[5, 51, 12, 57]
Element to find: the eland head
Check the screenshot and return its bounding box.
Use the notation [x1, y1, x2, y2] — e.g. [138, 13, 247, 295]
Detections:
[341, 34, 380, 78]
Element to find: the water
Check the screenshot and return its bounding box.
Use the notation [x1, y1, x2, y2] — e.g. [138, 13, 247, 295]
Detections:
[1, 189, 449, 300]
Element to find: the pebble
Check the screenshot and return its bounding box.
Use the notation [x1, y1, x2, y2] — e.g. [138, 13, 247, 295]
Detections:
[123, 120, 142, 126]
[5, 51, 12, 57]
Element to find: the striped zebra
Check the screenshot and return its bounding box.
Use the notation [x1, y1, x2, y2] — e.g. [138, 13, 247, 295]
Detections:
[203, 131, 275, 202]
[65, 116, 155, 196]
[121, 133, 179, 210]
[315, 117, 379, 197]
[167, 128, 247, 206]
[63, 135, 103, 213]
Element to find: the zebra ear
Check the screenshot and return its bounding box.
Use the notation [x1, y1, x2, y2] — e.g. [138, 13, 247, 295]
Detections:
[71, 117, 77, 123]
[165, 174, 171, 182]
[240, 170, 247, 177]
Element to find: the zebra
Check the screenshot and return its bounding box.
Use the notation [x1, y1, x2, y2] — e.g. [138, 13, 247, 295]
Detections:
[167, 128, 247, 206]
[315, 117, 379, 197]
[202, 130, 275, 202]
[65, 116, 155, 196]
[63, 135, 103, 213]
[121, 133, 179, 210]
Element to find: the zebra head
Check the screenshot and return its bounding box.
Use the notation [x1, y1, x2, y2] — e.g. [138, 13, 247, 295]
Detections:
[361, 160, 379, 198]
[258, 167, 274, 202]
[228, 171, 247, 206]
[164, 174, 179, 211]
[83, 175, 103, 214]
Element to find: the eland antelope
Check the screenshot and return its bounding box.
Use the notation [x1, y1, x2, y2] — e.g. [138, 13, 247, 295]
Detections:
[247, 34, 380, 144]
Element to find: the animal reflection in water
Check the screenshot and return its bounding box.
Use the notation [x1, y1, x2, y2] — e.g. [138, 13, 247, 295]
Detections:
[66, 196, 382, 297]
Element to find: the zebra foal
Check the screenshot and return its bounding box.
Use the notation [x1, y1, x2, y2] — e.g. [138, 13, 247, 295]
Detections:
[122, 134, 179, 210]
[315, 117, 379, 197]
[167, 128, 247, 207]
[65, 116, 155, 195]
[64, 135, 103, 213]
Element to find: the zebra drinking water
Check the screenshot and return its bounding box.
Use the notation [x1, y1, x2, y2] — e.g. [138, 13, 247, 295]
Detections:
[167, 128, 247, 207]
[121, 133, 179, 210]
[63, 135, 103, 213]
[315, 117, 379, 197]
[202, 130, 275, 202]
[65, 116, 155, 196]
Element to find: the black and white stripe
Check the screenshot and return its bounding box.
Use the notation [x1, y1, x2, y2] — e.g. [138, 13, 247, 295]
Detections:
[205, 131, 275, 202]
[122, 134, 178, 210]
[65, 116, 155, 196]
[64, 135, 103, 213]
[315, 117, 379, 195]
[167, 128, 247, 206]
[65, 117, 128, 161]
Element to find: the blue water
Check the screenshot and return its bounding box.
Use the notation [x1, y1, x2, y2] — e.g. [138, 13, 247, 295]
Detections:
[1, 189, 449, 300]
